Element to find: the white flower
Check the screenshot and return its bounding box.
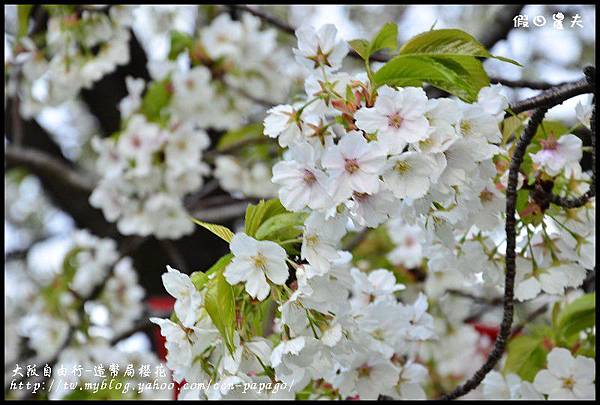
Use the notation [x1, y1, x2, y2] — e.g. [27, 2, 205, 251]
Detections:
[477, 84, 508, 119]
[200, 13, 243, 60]
[483, 371, 543, 399]
[334, 353, 400, 400]
[303, 71, 352, 115]
[533, 347, 595, 399]
[575, 101, 592, 129]
[272, 142, 333, 211]
[531, 134, 582, 176]
[470, 182, 505, 231]
[387, 221, 424, 268]
[264, 104, 303, 147]
[456, 103, 502, 144]
[294, 24, 348, 71]
[270, 336, 318, 391]
[397, 362, 428, 399]
[321, 131, 386, 202]
[150, 317, 217, 384]
[224, 233, 288, 301]
[382, 151, 436, 199]
[346, 188, 397, 227]
[117, 115, 165, 175]
[170, 66, 214, 122]
[514, 258, 583, 301]
[164, 122, 210, 176]
[355, 86, 430, 154]
[350, 268, 405, 308]
[162, 265, 203, 328]
[301, 212, 347, 274]
[144, 193, 195, 239]
[119, 76, 145, 118]
[399, 293, 435, 341]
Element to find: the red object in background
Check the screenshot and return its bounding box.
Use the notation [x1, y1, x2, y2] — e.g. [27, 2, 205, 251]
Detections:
[147, 296, 175, 361]
[470, 322, 500, 341]
[146, 296, 184, 399]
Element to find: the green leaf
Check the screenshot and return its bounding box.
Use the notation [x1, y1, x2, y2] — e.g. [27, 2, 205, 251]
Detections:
[399, 28, 521, 66]
[348, 39, 370, 61]
[204, 271, 236, 354]
[191, 254, 233, 291]
[245, 199, 287, 238]
[516, 189, 530, 213]
[168, 31, 194, 60]
[556, 293, 595, 339]
[140, 79, 172, 123]
[372, 28, 523, 100]
[502, 114, 526, 143]
[373, 54, 478, 101]
[190, 271, 209, 291]
[370, 22, 398, 55]
[17, 5, 33, 38]
[432, 55, 490, 94]
[535, 120, 570, 140]
[217, 123, 264, 152]
[504, 335, 548, 382]
[255, 212, 308, 241]
[191, 217, 235, 243]
[349, 22, 398, 62]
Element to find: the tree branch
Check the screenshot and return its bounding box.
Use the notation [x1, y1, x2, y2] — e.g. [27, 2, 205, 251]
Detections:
[80, 30, 150, 136]
[478, 5, 524, 49]
[507, 75, 594, 116]
[5, 146, 95, 193]
[160, 240, 188, 273]
[509, 304, 549, 339]
[491, 77, 568, 90]
[526, 67, 596, 209]
[229, 4, 390, 62]
[440, 106, 548, 400]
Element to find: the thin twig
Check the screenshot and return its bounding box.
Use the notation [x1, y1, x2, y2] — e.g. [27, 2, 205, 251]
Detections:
[446, 289, 503, 306]
[191, 200, 255, 223]
[478, 5, 525, 49]
[160, 240, 188, 273]
[490, 77, 568, 90]
[5, 146, 95, 193]
[509, 304, 549, 339]
[229, 4, 390, 62]
[528, 67, 596, 209]
[343, 228, 369, 251]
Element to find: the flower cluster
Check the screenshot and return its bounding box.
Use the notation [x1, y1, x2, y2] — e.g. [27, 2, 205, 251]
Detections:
[268, 26, 507, 236]
[90, 11, 299, 237]
[8, 6, 134, 118]
[482, 347, 596, 400]
[214, 155, 278, 199]
[8, 230, 144, 361]
[90, 113, 210, 239]
[48, 341, 171, 400]
[152, 243, 435, 400]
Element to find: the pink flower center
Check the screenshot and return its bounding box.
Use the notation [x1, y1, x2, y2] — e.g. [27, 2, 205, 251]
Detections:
[303, 169, 317, 185]
[344, 158, 360, 174]
[131, 135, 142, 148]
[540, 137, 558, 150]
[387, 112, 404, 129]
